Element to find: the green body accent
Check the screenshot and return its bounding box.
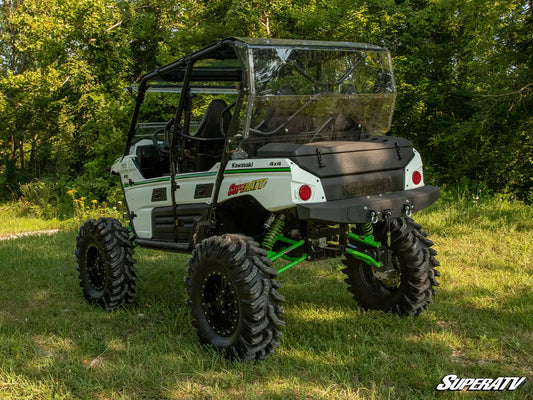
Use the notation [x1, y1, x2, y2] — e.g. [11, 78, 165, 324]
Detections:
[225, 167, 291, 174]
[123, 167, 289, 187]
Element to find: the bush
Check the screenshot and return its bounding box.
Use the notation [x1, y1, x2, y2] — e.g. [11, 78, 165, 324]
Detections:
[10, 175, 126, 224]
[67, 189, 127, 225]
[17, 180, 60, 219]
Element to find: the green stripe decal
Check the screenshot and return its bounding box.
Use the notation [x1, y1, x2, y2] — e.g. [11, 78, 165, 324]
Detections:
[125, 173, 216, 186]
[224, 168, 291, 174]
[176, 172, 217, 179]
[124, 167, 290, 186]
[124, 177, 170, 187]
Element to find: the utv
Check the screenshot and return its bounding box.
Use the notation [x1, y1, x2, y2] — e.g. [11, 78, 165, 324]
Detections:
[76, 37, 440, 361]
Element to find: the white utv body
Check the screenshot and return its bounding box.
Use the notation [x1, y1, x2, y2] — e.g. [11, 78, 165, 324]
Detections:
[77, 38, 440, 362]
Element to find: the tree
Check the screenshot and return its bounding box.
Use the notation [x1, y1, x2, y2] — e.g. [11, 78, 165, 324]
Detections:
[0, 0, 531, 204]
[0, 0, 133, 200]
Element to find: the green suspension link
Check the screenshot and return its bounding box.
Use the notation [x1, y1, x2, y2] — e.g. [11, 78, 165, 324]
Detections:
[261, 215, 306, 274]
[344, 223, 382, 268]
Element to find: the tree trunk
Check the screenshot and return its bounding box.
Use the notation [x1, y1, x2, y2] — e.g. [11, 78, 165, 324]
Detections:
[19, 131, 24, 172]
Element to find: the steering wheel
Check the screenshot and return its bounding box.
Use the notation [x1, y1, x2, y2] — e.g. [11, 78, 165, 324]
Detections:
[152, 127, 169, 159]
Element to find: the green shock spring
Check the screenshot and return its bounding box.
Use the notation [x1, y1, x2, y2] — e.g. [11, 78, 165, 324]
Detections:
[361, 222, 374, 236]
[262, 216, 285, 250]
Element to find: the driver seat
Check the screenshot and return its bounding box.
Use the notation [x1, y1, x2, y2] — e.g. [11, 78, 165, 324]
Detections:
[182, 99, 231, 172]
[196, 99, 231, 138]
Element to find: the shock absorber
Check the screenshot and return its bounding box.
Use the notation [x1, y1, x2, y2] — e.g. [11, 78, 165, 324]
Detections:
[361, 222, 374, 236]
[262, 214, 285, 250]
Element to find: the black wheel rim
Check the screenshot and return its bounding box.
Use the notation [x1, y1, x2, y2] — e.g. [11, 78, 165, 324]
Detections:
[86, 245, 106, 292]
[201, 272, 239, 337]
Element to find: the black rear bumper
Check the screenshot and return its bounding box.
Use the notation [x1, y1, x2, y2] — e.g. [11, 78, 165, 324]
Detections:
[296, 185, 440, 223]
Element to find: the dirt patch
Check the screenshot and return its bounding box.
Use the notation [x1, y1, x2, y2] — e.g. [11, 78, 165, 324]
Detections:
[0, 229, 60, 241]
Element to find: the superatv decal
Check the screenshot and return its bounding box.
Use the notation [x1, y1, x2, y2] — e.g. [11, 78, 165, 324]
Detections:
[228, 179, 268, 196]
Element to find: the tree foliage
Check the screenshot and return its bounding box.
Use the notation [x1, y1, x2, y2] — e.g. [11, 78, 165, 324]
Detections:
[0, 0, 531, 204]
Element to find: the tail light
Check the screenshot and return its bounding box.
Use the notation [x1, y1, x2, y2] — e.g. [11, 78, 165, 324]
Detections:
[412, 171, 422, 185]
[298, 185, 312, 201]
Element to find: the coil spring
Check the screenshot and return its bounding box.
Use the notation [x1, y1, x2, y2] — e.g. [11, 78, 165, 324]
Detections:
[262, 217, 285, 250]
[361, 222, 374, 236]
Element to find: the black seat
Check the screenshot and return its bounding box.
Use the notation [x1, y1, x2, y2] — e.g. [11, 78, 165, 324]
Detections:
[181, 99, 231, 172]
[196, 99, 231, 138]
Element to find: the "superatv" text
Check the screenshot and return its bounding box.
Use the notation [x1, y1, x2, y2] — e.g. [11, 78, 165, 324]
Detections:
[435, 375, 526, 391]
[227, 179, 268, 196]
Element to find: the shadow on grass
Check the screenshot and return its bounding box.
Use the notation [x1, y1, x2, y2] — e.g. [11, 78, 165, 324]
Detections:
[274, 273, 532, 398]
[0, 232, 531, 399]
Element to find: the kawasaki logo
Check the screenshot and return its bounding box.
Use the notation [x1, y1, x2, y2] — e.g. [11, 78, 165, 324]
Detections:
[343, 177, 393, 197]
[436, 375, 526, 391]
[231, 162, 253, 168]
[228, 179, 268, 196]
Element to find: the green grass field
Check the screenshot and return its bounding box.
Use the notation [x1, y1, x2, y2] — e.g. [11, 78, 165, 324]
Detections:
[0, 207, 64, 238]
[0, 197, 531, 399]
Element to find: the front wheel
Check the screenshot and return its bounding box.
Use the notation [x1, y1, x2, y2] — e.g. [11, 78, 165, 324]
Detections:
[185, 234, 285, 361]
[75, 218, 137, 310]
[342, 217, 439, 316]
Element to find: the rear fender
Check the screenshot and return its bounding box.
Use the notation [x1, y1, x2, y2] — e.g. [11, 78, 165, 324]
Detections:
[218, 159, 326, 211]
[404, 148, 424, 190]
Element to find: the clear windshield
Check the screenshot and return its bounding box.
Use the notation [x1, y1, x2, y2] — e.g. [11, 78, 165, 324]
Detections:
[241, 46, 396, 151]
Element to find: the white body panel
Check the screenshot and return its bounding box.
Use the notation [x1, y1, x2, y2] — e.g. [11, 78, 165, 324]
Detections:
[112, 144, 428, 238]
[404, 148, 424, 190]
[111, 156, 326, 239]
[217, 159, 326, 208]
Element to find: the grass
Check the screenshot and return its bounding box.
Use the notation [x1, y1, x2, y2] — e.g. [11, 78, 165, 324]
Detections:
[0, 207, 64, 237]
[0, 196, 531, 399]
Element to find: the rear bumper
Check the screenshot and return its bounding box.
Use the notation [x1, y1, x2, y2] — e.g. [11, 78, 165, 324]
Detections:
[296, 185, 440, 223]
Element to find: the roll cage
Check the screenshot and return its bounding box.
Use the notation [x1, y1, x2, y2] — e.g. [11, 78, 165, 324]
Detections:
[123, 37, 397, 237]
[124, 37, 396, 158]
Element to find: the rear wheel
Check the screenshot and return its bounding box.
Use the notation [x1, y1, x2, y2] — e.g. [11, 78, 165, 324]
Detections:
[186, 234, 285, 361]
[76, 218, 137, 310]
[342, 217, 439, 315]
